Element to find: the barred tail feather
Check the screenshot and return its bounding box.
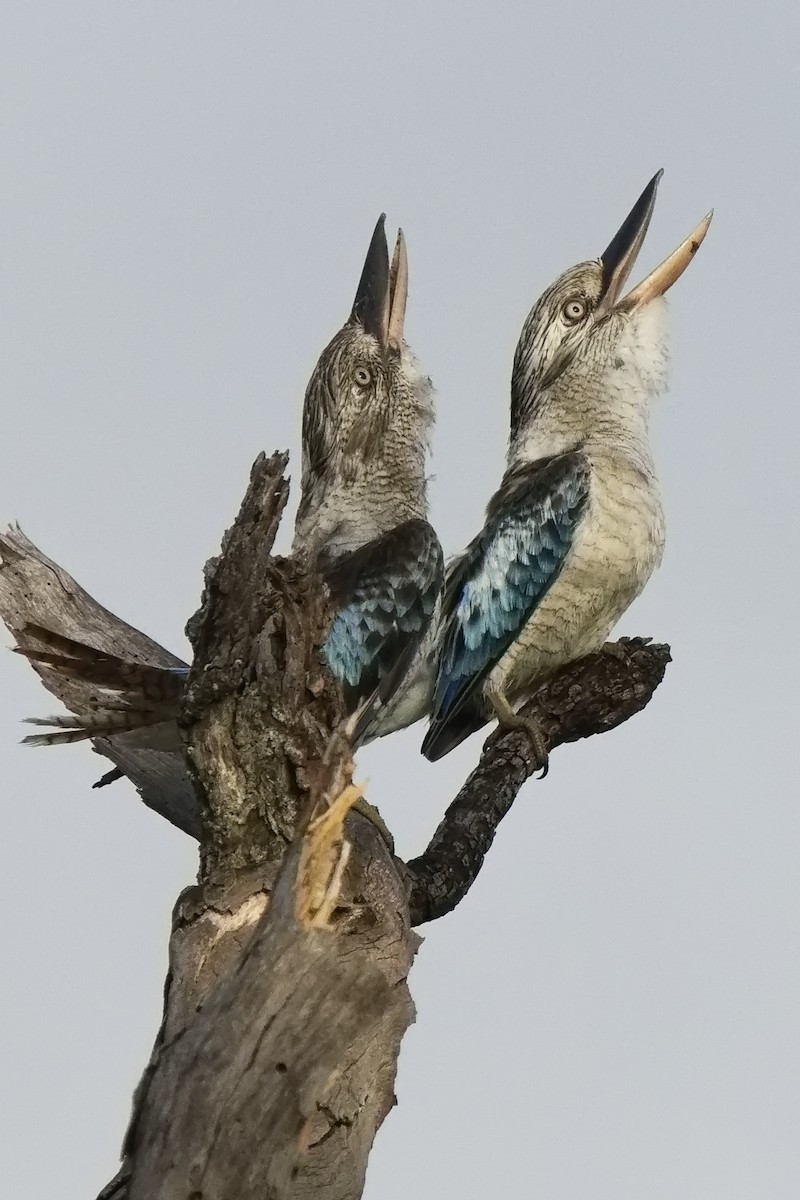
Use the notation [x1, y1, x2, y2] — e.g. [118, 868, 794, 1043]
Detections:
[21, 708, 168, 747]
[23, 727, 101, 747]
[13, 625, 189, 705]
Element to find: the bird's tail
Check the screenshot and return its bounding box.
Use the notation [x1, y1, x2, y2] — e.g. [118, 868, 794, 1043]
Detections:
[14, 625, 188, 747]
[21, 709, 175, 747]
[420, 702, 489, 761]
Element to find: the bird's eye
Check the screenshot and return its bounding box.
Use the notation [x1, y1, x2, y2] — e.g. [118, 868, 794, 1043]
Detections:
[562, 298, 587, 323]
[354, 366, 372, 387]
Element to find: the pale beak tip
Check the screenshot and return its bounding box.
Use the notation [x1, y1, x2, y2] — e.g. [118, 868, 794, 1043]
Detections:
[388, 226, 409, 349]
[690, 210, 714, 252]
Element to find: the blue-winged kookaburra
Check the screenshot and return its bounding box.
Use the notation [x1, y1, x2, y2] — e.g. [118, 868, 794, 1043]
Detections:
[421, 171, 711, 765]
[20, 216, 443, 751]
[294, 213, 443, 741]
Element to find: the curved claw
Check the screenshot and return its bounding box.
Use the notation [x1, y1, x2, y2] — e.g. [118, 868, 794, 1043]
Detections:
[488, 689, 550, 778]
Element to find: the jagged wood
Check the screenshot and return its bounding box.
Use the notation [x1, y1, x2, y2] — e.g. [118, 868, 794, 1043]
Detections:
[102, 452, 417, 1200]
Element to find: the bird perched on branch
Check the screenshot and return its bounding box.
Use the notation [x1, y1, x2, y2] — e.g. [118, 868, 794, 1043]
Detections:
[422, 171, 711, 766]
[295, 214, 442, 742]
[18, 215, 443, 752]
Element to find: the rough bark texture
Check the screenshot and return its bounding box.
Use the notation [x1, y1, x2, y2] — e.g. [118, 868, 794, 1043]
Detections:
[111, 811, 415, 1200]
[1, 451, 672, 1200]
[104, 453, 417, 1200]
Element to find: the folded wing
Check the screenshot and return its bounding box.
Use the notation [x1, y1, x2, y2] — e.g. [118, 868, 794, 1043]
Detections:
[422, 452, 590, 761]
[321, 518, 444, 742]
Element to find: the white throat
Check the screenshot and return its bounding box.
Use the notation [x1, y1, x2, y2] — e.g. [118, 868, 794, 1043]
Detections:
[513, 298, 671, 471]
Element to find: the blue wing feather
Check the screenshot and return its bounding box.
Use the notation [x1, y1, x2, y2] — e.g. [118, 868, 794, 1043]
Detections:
[422, 452, 589, 759]
[321, 519, 444, 714]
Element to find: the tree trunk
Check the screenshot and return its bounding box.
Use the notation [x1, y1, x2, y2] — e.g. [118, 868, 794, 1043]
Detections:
[115, 817, 415, 1200]
[97, 453, 417, 1200]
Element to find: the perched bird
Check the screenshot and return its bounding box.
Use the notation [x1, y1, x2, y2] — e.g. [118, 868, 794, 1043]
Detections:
[295, 214, 442, 741]
[19, 216, 443, 751]
[422, 171, 711, 765]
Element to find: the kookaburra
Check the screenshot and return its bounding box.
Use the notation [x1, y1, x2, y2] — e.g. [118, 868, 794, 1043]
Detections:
[20, 216, 443, 751]
[294, 214, 443, 742]
[422, 171, 711, 766]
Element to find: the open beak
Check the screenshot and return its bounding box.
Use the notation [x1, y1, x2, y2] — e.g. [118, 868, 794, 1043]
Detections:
[597, 170, 712, 316]
[350, 215, 407, 350]
[387, 229, 408, 350]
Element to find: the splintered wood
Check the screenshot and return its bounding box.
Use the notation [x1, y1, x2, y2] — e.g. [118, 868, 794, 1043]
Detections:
[296, 783, 364, 928]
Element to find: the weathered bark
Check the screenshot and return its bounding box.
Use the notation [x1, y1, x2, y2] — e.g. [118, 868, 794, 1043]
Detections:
[1, 451, 672, 1199]
[114, 811, 415, 1200]
[106, 453, 417, 1200]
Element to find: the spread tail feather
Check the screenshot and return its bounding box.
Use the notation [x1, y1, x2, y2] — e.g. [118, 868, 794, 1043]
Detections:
[14, 626, 188, 704]
[21, 708, 172, 747]
[14, 624, 188, 750]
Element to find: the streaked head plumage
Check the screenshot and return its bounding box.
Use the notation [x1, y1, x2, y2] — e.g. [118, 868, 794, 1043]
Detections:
[296, 214, 434, 546]
[511, 171, 711, 439]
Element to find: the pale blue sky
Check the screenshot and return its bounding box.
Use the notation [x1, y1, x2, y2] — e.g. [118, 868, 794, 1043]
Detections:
[0, 4, 797, 1197]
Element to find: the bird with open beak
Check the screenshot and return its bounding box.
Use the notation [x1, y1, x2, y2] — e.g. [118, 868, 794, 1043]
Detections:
[18, 216, 443, 755]
[422, 171, 711, 765]
[295, 214, 443, 743]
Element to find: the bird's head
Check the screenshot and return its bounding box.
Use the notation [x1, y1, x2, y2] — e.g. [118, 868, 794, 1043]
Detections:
[510, 171, 712, 440]
[300, 214, 433, 495]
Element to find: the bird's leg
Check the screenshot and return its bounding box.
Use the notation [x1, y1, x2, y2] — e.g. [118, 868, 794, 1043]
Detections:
[486, 686, 550, 778]
[348, 795, 395, 853]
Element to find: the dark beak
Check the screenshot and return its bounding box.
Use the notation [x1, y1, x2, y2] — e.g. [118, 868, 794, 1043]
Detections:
[350, 214, 390, 344]
[598, 170, 713, 315]
[598, 170, 663, 312]
[350, 215, 408, 350]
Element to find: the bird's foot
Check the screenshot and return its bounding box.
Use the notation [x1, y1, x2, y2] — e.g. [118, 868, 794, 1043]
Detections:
[489, 693, 550, 778]
[604, 640, 630, 663]
[504, 713, 550, 778]
[348, 795, 396, 854]
[607, 636, 652, 660]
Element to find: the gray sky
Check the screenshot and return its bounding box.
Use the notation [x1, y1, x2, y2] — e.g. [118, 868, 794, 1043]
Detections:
[0, 3, 797, 1197]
